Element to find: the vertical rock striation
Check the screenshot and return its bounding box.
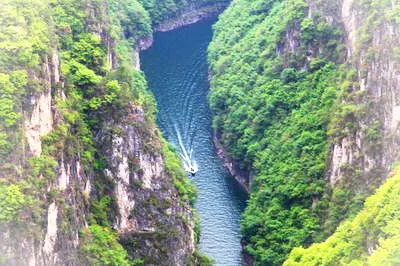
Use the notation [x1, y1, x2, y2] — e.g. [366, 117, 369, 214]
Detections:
[328, 0, 400, 192]
[0, 0, 199, 265]
[208, 0, 399, 264]
[100, 107, 195, 264]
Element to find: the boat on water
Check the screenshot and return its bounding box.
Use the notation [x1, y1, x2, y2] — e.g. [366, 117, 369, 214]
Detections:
[189, 167, 197, 176]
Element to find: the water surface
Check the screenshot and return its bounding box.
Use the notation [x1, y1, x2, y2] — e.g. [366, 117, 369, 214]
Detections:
[141, 18, 248, 265]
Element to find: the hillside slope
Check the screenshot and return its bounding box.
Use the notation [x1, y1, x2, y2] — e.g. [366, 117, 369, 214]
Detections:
[0, 0, 214, 265]
[284, 167, 400, 265]
[209, 0, 400, 265]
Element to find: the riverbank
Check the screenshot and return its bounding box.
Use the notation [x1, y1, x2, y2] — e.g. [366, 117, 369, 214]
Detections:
[154, 3, 228, 32]
[137, 2, 229, 51]
[213, 133, 251, 193]
[136, 2, 251, 196]
[141, 18, 248, 265]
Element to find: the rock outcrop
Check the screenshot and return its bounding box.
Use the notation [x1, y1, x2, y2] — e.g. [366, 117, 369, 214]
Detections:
[327, 0, 400, 192]
[208, 0, 399, 264]
[1, 43, 90, 266]
[213, 133, 250, 192]
[154, 2, 228, 32]
[0, 0, 199, 265]
[100, 106, 195, 265]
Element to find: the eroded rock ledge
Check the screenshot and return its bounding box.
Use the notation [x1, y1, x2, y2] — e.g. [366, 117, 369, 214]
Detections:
[213, 133, 251, 193]
[155, 3, 229, 32]
[138, 2, 229, 51]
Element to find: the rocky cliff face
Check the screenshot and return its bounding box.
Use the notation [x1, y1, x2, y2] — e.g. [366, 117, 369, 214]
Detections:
[0, 0, 198, 265]
[327, 0, 400, 192]
[213, 133, 251, 192]
[1, 45, 90, 266]
[208, 0, 399, 264]
[24, 52, 57, 157]
[99, 106, 195, 265]
[154, 2, 228, 32]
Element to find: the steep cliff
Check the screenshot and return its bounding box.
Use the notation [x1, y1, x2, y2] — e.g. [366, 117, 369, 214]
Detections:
[283, 0, 400, 264]
[328, 0, 400, 196]
[0, 0, 201, 265]
[208, 0, 399, 264]
[209, 0, 346, 264]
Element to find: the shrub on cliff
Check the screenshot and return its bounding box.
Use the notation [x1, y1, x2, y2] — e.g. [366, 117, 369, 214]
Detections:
[80, 225, 133, 266]
[0, 184, 26, 224]
[284, 167, 400, 265]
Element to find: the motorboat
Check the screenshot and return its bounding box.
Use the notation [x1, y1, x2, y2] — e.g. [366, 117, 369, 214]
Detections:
[189, 167, 197, 176]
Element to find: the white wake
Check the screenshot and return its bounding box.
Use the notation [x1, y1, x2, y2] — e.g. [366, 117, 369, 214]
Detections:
[175, 124, 198, 174]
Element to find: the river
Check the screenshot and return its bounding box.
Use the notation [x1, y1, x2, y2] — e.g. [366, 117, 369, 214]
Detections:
[141, 18, 248, 265]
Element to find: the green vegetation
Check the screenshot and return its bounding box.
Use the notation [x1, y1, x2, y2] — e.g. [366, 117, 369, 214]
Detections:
[209, 0, 347, 264]
[90, 196, 113, 226]
[0, 0, 202, 264]
[0, 71, 26, 156]
[50, 0, 198, 263]
[7, 0, 398, 264]
[0, 0, 51, 70]
[0, 184, 26, 224]
[109, 0, 152, 44]
[209, 0, 400, 264]
[190, 250, 215, 266]
[80, 225, 133, 266]
[239, 65, 342, 265]
[0, 0, 51, 163]
[284, 167, 400, 265]
[0, 0, 58, 235]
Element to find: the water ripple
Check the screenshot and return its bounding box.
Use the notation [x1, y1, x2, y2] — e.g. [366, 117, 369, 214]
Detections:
[141, 18, 248, 266]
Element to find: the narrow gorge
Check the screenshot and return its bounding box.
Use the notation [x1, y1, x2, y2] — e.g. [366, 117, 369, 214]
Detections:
[141, 19, 247, 265]
[0, 0, 399, 266]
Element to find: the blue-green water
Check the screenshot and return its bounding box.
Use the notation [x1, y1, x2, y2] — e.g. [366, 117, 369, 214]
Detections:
[141, 19, 248, 265]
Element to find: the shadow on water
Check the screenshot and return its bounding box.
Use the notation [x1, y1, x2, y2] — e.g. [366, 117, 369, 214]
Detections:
[141, 18, 248, 266]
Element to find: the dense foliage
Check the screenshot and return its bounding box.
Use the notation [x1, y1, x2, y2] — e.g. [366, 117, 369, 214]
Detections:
[208, 0, 347, 264]
[5, 0, 397, 264]
[284, 167, 400, 265]
[0, 0, 203, 264]
[0, 184, 26, 224]
[0, 0, 59, 236]
[109, 0, 152, 44]
[0, 0, 51, 163]
[209, 0, 400, 264]
[81, 225, 139, 266]
[52, 0, 200, 263]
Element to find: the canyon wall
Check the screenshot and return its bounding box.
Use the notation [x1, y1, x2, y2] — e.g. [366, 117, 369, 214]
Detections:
[0, 0, 205, 265]
[327, 0, 400, 191]
[208, 0, 399, 264]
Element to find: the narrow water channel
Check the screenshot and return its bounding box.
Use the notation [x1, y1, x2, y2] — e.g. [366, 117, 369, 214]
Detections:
[141, 18, 248, 265]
